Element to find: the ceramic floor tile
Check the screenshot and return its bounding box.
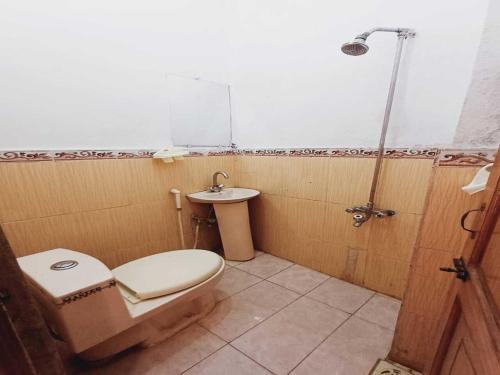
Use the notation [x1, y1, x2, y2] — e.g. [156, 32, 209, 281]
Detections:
[232, 296, 349, 375]
[268, 264, 330, 294]
[81, 324, 225, 375]
[214, 267, 262, 302]
[291, 316, 394, 375]
[306, 277, 375, 313]
[224, 249, 264, 267]
[184, 345, 272, 375]
[235, 253, 293, 278]
[224, 259, 243, 267]
[199, 281, 299, 341]
[355, 294, 401, 330]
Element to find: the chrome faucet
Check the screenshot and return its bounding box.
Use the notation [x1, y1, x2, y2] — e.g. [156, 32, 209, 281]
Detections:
[346, 202, 395, 227]
[209, 171, 229, 192]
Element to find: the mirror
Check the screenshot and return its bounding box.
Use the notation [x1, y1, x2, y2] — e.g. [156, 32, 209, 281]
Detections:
[166, 75, 232, 147]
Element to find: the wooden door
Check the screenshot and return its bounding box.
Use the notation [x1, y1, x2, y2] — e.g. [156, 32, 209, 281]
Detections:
[429, 153, 500, 374]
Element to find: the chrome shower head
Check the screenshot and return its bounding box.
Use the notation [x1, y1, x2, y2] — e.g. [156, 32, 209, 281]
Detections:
[341, 33, 370, 56]
[341, 40, 369, 56]
[341, 28, 414, 56]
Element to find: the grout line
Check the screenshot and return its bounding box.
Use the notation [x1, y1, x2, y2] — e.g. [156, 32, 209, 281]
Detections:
[3, 203, 134, 224]
[194, 322, 229, 344]
[352, 315, 396, 333]
[300, 294, 354, 315]
[264, 272, 331, 296]
[225, 289, 302, 343]
[176, 321, 262, 375]
[179, 343, 229, 374]
[204, 283, 303, 345]
[231, 258, 295, 280]
[300, 272, 332, 294]
[286, 315, 351, 374]
[229, 344, 278, 375]
[208, 259, 396, 373]
[213, 278, 266, 303]
[287, 291, 377, 374]
[352, 292, 377, 315]
[264, 278, 307, 295]
[264, 262, 296, 278]
[305, 291, 376, 316]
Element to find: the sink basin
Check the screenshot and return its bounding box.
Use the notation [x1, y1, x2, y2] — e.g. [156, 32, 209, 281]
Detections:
[187, 188, 260, 204]
[187, 187, 260, 262]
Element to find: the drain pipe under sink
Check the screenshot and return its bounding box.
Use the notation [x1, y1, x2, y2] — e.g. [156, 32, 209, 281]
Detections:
[192, 218, 200, 249]
[170, 188, 186, 249]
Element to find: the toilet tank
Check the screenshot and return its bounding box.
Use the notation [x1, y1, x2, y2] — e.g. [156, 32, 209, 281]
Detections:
[18, 249, 132, 353]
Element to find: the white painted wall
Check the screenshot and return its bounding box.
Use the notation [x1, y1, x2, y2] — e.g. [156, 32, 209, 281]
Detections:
[0, 0, 490, 150]
[454, 0, 500, 148]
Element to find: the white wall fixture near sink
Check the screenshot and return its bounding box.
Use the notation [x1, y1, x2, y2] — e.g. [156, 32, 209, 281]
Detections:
[187, 187, 260, 261]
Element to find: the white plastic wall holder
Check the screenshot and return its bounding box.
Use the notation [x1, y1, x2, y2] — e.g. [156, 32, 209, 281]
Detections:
[153, 147, 189, 164]
[462, 163, 493, 195]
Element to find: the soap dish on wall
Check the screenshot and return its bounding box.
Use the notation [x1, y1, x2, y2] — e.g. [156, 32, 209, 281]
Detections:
[153, 147, 189, 163]
[462, 163, 493, 195]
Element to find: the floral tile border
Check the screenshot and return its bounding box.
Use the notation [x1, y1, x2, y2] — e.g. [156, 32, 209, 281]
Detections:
[434, 149, 497, 167]
[0, 150, 156, 162]
[0, 147, 496, 166]
[238, 147, 439, 159]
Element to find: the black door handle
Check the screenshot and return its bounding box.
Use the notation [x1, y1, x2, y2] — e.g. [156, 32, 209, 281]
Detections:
[439, 257, 469, 281]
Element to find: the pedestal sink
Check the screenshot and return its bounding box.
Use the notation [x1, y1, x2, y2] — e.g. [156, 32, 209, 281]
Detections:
[187, 188, 260, 261]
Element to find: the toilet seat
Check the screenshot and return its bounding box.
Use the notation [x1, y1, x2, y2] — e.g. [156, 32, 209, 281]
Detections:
[112, 250, 223, 301]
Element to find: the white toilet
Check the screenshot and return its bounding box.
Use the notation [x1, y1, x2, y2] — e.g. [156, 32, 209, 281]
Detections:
[17, 248, 225, 361]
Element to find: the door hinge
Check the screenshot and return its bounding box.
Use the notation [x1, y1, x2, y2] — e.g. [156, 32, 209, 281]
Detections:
[439, 257, 469, 281]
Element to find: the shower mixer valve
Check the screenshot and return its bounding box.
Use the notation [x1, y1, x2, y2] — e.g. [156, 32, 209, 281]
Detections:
[346, 204, 396, 227]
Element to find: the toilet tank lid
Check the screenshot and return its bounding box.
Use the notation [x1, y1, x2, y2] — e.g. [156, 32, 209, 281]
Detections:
[17, 249, 114, 301]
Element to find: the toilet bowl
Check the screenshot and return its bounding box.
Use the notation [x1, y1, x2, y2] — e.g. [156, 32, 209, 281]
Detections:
[17, 248, 225, 361]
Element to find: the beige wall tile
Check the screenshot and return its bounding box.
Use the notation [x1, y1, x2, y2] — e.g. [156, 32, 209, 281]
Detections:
[314, 240, 349, 278]
[284, 157, 328, 201]
[323, 203, 372, 249]
[343, 247, 368, 285]
[126, 158, 182, 204]
[285, 197, 326, 241]
[326, 157, 375, 205]
[368, 213, 422, 263]
[238, 156, 286, 195]
[182, 157, 211, 193]
[3, 202, 178, 267]
[0, 161, 67, 222]
[1, 154, 465, 302]
[54, 159, 136, 212]
[282, 235, 322, 269]
[375, 159, 434, 214]
[249, 193, 288, 256]
[363, 252, 410, 298]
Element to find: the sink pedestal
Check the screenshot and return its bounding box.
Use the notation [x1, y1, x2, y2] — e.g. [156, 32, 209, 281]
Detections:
[186, 188, 260, 262]
[213, 201, 255, 261]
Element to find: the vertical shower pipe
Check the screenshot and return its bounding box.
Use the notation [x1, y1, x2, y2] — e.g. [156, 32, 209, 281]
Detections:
[368, 33, 405, 209]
